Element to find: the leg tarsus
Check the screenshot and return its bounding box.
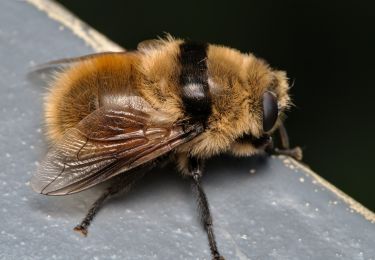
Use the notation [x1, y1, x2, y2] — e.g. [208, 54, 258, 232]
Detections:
[73, 225, 88, 237]
[274, 146, 303, 161]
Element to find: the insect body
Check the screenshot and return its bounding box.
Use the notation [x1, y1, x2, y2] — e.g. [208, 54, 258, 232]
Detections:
[31, 36, 301, 260]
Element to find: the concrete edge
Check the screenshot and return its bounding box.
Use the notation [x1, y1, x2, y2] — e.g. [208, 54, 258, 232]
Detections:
[26, 0, 124, 52]
[279, 155, 375, 223]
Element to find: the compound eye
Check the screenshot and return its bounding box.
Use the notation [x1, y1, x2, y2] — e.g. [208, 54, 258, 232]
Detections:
[262, 91, 278, 132]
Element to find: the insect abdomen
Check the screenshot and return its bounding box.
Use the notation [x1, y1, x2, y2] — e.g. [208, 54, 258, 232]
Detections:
[44, 53, 137, 142]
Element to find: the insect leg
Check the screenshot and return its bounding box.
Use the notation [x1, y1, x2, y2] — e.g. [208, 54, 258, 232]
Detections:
[269, 122, 303, 160]
[274, 146, 303, 160]
[278, 122, 290, 149]
[74, 171, 145, 236]
[188, 157, 224, 260]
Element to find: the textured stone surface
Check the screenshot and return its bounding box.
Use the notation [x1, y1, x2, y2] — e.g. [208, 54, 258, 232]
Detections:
[0, 1, 374, 259]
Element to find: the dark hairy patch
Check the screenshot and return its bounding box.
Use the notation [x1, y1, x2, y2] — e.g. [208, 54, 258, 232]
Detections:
[179, 41, 212, 123]
[236, 134, 271, 148]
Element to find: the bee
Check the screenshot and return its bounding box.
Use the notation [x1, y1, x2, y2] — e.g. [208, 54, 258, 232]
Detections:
[31, 36, 301, 260]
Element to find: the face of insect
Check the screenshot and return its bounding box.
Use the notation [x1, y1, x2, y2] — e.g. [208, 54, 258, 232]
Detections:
[227, 68, 291, 157]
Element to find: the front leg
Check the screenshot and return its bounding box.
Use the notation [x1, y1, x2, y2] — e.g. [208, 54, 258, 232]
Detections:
[269, 122, 303, 160]
[187, 157, 225, 260]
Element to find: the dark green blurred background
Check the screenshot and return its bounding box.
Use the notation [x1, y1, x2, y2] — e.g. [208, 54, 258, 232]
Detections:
[57, 0, 375, 211]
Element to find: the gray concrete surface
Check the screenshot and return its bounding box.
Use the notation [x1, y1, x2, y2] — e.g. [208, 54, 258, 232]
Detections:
[0, 1, 374, 259]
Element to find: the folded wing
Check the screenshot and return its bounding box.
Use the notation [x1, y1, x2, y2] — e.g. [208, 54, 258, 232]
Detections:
[31, 104, 202, 195]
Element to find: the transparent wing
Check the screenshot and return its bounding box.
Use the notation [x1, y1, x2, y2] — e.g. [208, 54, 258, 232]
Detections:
[31, 106, 203, 195]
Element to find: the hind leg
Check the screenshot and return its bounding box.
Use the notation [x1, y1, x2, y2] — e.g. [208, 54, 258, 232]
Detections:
[74, 171, 146, 236]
